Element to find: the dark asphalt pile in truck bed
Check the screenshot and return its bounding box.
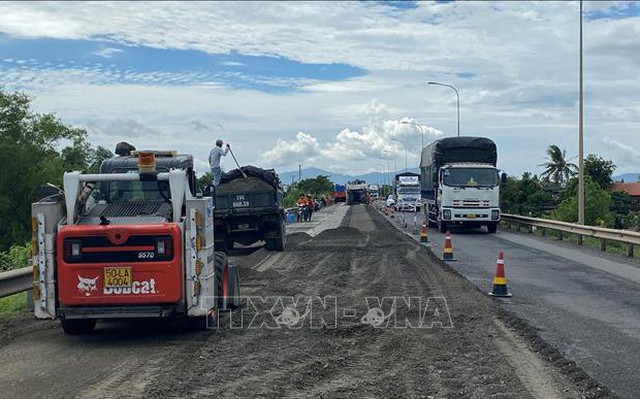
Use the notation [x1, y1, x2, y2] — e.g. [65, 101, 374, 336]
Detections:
[216, 176, 274, 194]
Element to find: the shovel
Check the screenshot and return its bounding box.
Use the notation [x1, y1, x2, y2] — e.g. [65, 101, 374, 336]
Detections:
[228, 146, 247, 178]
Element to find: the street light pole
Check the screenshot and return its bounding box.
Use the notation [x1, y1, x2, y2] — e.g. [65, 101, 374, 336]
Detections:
[392, 138, 408, 171]
[401, 121, 425, 148]
[427, 81, 460, 137]
[578, 0, 585, 226]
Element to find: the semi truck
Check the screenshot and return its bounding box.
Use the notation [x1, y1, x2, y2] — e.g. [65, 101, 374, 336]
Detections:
[211, 166, 285, 252]
[31, 149, 240, 334]
[334, 184, 347, 203]
[420, 136, 505, 233]
[346, 180, 367, 205]
[394, 172, 421, 212]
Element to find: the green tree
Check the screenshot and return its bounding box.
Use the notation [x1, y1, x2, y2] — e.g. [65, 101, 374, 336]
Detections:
[296, 175, 334, 197]
[87, 146, 114, 173]
[0, 90, 89, 250]
[539, 144, 577, 186]
[553, 175, 612, 226]
[500, 173, 554, 217]
[584, 154, 615, 190]
[197, 172, 213, 193]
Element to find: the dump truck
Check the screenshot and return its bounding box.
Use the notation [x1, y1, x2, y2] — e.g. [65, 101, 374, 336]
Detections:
[211, 166, 285, 252]
[31, 150, 240, 334]
[346, 180, 367, 205]
[334, 184, 347, 203]
[420, 136, 505, 233]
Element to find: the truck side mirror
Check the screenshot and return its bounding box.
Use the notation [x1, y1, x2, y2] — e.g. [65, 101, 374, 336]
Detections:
[501, 173, 507, 183]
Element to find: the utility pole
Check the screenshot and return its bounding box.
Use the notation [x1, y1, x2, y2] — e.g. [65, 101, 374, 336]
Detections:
[298, 164, 302, 183]
[578, 0, 585, 226]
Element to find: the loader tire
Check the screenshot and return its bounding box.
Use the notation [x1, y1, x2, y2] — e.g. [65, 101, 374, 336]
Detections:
[60, 318, 96, 335]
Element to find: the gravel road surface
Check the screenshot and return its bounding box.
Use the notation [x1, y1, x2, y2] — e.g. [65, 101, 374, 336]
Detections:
[0, 204, 612, 398]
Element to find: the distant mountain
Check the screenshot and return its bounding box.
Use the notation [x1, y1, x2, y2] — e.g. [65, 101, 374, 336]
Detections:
[613, 173, 640, 183]
[277, 167, 421, 186]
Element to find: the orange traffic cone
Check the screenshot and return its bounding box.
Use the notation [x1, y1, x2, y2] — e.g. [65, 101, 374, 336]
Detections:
[488, 251, 511, 297]
[420, 221, 428, 242]
[441, 231, 456, 261]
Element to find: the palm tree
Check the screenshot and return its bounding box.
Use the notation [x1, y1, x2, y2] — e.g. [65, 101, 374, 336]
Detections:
[539, 145, 578, 186]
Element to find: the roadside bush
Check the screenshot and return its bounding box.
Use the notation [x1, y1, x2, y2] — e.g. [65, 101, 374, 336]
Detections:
[0, 242, 30, 271]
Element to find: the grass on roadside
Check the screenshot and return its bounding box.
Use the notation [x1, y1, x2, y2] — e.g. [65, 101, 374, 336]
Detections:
[0, 292, 28, 318]
[502, 222, 640, 259]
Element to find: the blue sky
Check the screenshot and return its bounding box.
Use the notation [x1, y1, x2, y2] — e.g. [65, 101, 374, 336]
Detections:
[0, 34, 366, 93]
[585, 1, 640, 20]
[0, 1, 639, 176]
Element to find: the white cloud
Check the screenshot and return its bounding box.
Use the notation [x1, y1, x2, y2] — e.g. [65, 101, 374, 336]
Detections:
[602, 136, 640, 167]
[259, 100, 443, 172]
[1, 2, 639, 176]
[93, 47, 123, 58]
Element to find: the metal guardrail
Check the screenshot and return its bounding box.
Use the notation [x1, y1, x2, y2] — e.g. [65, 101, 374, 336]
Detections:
[0, 266, 33, 299]
[502, 213, 639, 256]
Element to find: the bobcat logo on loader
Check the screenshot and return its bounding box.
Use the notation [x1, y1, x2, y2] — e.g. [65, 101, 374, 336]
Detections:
[77, 275, 99, 296]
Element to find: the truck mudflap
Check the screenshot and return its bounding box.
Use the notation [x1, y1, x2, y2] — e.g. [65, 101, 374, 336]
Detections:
[56, 224, 183, 306]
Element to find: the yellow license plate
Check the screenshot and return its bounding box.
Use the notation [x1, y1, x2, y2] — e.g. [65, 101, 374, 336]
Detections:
[467, 214, 476, 219]
[104, 267, 132, 288]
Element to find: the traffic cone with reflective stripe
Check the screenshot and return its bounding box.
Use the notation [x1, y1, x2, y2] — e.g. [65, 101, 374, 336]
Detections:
[489, 251, 511, 297]
[420, 221, 428, 242]
[441, 231, 456, 261]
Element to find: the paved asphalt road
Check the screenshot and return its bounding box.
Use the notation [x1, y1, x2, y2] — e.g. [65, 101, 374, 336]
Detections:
[382, 205, 640, 399]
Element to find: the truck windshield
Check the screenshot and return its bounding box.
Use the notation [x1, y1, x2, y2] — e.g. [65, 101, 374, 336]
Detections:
[397, 187, 420, 195]
[442, 168, 498, 188]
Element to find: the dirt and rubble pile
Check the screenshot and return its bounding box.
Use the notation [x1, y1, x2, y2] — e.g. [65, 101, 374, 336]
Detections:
[144, 206, 611, 399]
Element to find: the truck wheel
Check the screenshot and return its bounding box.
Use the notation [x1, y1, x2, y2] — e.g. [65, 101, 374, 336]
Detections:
[60, 318, 96, 335]
[226, 264, 241, 310]
[266, 220, 286, 251]
[274, 220, 286, 251]
[487, 223, 498, 234]
[438, 220, 447, 234]
[215, 252, 229, 310]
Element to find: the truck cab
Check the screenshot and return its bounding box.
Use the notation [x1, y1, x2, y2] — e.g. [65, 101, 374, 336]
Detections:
[437, 163, 501, 233]
[421, 136, 503, 234]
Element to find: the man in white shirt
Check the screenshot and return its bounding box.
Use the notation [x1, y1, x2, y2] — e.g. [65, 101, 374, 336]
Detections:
[209, 139, 230, 186]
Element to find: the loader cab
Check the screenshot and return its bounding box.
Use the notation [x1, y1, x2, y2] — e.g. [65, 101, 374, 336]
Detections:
[98, 151, 197, 203]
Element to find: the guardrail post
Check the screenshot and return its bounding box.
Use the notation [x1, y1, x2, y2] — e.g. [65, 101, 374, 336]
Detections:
[557, 231, 563, 241]
[600, 238, 607, 252]
[541, 227, 546, 237]
[628, 244, 634, 258]
[577, 235, 583, 246]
